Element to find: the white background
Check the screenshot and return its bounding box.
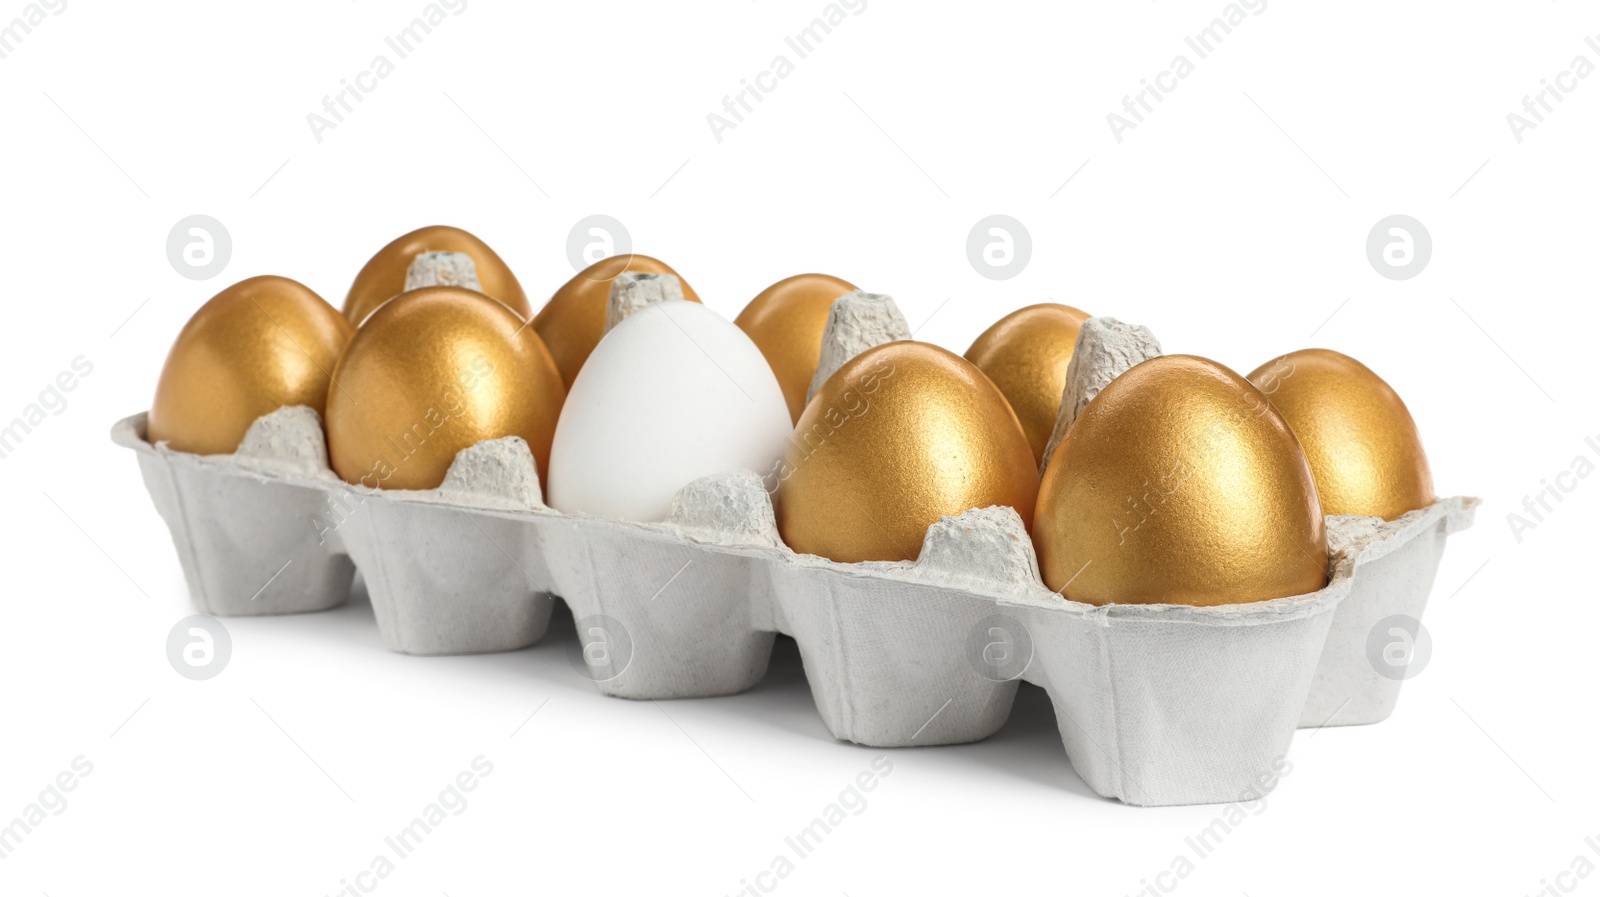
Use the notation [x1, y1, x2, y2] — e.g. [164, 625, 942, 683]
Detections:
[2, 1, 1596, 894]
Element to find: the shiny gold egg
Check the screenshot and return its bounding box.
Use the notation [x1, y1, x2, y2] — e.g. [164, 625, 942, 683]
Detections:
[773, 341, 1039, 564]
[148, 275, 352, 455]
[1035, 355, 1327, 606]
[326, 287, 565, 491]
[533, 254, 701, 388]
[734, 273, 859, 422]
[964, 303, 1091, 466]
[343, 225, 530, 326]
[1247, 348, 1434, 520]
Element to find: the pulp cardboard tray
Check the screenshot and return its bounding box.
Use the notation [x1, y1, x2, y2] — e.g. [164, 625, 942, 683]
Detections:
[112, 407, 1476, 807]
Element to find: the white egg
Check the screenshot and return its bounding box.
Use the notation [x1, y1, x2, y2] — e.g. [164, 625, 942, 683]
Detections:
[547, 301, 793, 522]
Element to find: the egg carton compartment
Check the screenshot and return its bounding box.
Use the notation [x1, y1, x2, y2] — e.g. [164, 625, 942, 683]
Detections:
[1301, 507, 1464, 728]
[113, 407, 1475, 807]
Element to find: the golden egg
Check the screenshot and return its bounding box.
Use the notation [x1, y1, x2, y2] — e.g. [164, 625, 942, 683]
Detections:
[325, 287, 565, 491]
[734, 273, 859, 422]
[1035, 355, 1327, 607]
[773, 341, 1039, 564]
[964, 303, 1091, 466]
[1247, 348, 1434, 520]
[148, 275, 352, 455]
[533, 254, 701, 388]
[343, 225, 530, 326]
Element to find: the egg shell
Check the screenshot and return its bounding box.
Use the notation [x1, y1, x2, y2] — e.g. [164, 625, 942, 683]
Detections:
[546, 300, 790, 522]
[325, 287, 565, 491]
[534, 254, 702, 389]
[1249, 349, 1435, 520]
[734, 273, 858, 422]
[343, 225, 529, 325]
[148, 275, 352, 455]
[774, 341, 1039, 564]
[1035, 354, 1328, 606]
[965, 303, 1091, 467]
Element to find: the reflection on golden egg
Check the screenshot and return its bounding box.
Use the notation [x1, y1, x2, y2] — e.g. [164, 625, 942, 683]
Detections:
[149, 275, 352, 455]
[1035, 355, 1327, 607]
[343, 225, 529, 326]
[533, 254, 701, 388]
[773, 341, 1039, 564]
[325, 287, 565, 491]
[734, 273, 858, 422]
[964, 304, 1091, 466]
[1248, 348, 1434, 520]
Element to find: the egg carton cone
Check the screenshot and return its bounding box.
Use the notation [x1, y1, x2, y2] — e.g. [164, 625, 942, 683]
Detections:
[114, 303, 1476, 806]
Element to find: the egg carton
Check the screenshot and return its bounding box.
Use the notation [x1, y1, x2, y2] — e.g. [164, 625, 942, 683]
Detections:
[112, 401, 1475, 807]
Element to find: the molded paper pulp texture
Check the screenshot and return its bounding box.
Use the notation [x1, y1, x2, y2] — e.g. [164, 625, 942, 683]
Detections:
[114, 406, 1475, 808]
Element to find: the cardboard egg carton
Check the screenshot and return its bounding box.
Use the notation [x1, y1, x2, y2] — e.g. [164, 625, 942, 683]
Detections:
[114, 310, 1476, 807]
